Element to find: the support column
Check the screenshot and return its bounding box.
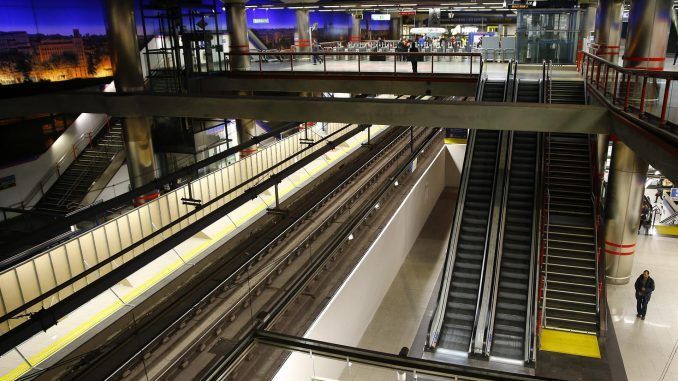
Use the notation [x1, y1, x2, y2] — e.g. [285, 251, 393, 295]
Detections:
[105, 0, 157, 192]
[578, 2, 598, 53]
[350, 13, 361, 44]
[391, 16, 403, 40]
[594, 0, 623, 62]
[296, 9, 311, 53]
[604, 140, 648, 285]
[623, 0, 672, 71]
[226, 0, 250, 71]
[226, 0, 257, 156]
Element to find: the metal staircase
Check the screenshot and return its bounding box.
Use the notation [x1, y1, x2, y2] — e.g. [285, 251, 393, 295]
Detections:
[541, 81, 598, 334]
[35, 123, 125, 213]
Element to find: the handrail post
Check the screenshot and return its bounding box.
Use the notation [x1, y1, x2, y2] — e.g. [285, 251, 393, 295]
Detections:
[431, 53, 434, 74]
[613, 71, 619, 104]
[639, 75, 648, 117]
[603, 65, 609, 96]
[596, 61, 601, 88]
[358, 53, 361, 73]
[259, 54, 262, 72]
[290, 53, 293, 72]
[393, 52, 397, 74]
[660, 79, 671, 124]
[470, 55, 473, 74]
[323, 52, 327, 72]
[624, 73, 632, 111]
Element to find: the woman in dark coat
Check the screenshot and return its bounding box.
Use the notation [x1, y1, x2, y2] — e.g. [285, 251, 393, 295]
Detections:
[409, 41, 419, 73]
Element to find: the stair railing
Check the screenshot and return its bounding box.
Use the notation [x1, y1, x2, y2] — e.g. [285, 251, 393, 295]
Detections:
[527, 133, 544, 363]
[9, 117, 112, 211]
[539, 134, 553, 332]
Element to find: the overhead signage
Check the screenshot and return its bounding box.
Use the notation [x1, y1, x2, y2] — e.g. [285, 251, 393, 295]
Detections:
[371, 14, 391, 21]
[253, 18, 270, 24]
[400, 10, 416, 16]
[509, 4, 529, 9]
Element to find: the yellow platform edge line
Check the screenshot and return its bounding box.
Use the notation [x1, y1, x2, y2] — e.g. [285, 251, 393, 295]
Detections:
[1, 128, 379, 381]
[655, 224, 678, 236]
[444, 137, 467, 144]
[540, 328, 601, 359]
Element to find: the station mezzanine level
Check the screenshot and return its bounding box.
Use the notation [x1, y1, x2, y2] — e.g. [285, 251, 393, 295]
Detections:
[2, 1, 678, 381]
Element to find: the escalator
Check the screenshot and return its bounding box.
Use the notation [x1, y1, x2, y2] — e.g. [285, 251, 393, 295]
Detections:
[488, 81, 542, 362]
[438, 129, 503, 352]
[489, 131, 540, 360]
[429, 79, 509, 353]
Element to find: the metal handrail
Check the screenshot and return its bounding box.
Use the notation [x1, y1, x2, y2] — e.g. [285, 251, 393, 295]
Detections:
[527, 132, 544, 363]
[475, 58, 486, 99]
[8, 119, 111, 210]
[426, 128, 477, 349]
[227, 51, 482, 75]
[484, 131, 513, 356]
[540, 135, 553, 332]
[469, 130, 507, 354]
[580, 51, 677, 124]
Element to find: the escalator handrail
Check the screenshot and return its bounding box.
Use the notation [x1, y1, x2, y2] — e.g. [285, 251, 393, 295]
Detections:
[483, 131, 514, 356]
[468, 130, 507, 354]
[475, 58, 486, 100]
[426, 129, 478, 349]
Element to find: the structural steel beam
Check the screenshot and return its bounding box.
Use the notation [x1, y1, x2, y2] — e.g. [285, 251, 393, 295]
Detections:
[0, 92, 610, 133]
[187, 72, 479, 97]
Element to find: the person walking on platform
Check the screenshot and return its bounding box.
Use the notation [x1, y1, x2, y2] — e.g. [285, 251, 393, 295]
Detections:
[409, 42, 419, 73]
[312, 40, 323, 65]
[634, 270, 655, 320]
[655, 188, 662, 203]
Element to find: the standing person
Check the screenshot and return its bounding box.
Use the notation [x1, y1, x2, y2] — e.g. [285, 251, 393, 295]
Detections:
[409, 41, 419, 73]
[634, 270, 655, 320]
[312, 39, 323, 65]
[655, 188, 662, 203]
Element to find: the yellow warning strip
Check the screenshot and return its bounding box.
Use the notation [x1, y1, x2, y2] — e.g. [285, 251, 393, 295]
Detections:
[1, 128, 378, 381]
[540, 329, 601, 358]
[445, 137, 467, 144]
[655, 224, 678, 236]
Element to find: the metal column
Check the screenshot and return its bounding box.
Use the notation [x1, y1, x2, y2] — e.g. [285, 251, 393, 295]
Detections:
[350, 13, 362, 43]
[226, 0, 256, 156]
[226, 0, 250, 71]
[604, 140, 648, 285]
[296, 9, 311, 53]
[578, 2, 597, 53]
[594, 0, 623, 62]
[624, 0, 673, 71]
[391, 16, 403, 41]
[105, 0, 157, 191]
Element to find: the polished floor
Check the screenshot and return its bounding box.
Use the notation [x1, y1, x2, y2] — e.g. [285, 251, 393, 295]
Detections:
[354, 186, 678, 381]
[607, 228, 678, 381]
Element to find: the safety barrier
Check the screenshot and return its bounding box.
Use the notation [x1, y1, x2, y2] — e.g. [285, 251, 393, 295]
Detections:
[0, 122, 375, 334]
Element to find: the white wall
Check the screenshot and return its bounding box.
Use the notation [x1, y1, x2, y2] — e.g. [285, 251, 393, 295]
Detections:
[94, 164, 131, 203]
[273, 147, 448, 381]
[445, 143, 466, 188]
[0, 83, 115, 209]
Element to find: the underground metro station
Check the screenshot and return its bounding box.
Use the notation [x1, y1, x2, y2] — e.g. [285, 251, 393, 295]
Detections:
[0, 0, 677, 380]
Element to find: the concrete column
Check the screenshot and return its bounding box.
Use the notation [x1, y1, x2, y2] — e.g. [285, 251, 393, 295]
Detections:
[623, 0, 673, 71]
[604, 140, 648, 285]
[578, 2, 598, 53]
[391, 16, 403, 40]
[296, 9, 311, 53]
[594, 0, 623, 62]
[105, 0, 157, 190]
[225, 1, 256, 156]
[226, 0, 250, 71]
[350, 14, 361, 43]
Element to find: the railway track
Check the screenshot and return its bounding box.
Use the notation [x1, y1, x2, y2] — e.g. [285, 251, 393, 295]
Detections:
[32, 116, 437, 380]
